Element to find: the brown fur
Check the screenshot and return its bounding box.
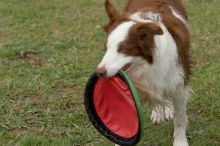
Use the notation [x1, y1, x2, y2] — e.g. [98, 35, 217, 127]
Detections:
[119, 23, 163, 63]
[103, 0, 192, 83]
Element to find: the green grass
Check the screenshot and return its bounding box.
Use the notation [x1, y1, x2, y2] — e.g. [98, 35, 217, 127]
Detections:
[0, 0, 219, 145]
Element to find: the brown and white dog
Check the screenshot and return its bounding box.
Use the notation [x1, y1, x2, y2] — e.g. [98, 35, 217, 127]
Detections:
[96, 0, 192, 146]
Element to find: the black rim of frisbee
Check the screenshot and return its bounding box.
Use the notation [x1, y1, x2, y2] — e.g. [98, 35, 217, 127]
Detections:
[84, 70, 144, 146]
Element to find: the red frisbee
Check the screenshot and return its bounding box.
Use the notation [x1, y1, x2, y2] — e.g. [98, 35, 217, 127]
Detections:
[84, 71, 144, 146]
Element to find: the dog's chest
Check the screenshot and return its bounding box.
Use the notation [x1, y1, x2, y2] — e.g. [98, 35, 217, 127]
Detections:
[126, 60, 184, 99]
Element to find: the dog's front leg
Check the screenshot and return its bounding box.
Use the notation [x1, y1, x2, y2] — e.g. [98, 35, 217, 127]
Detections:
[172, 87, 189, 146]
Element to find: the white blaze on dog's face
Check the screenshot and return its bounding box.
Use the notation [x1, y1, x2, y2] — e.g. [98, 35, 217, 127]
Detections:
[97, 21, 136, 77]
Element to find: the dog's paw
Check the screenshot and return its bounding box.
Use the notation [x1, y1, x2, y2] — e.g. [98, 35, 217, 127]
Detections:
[150, 106, 165, 124]
[173, 132, 189, 146]
[173, 139, 189, 146]
[165, 106, 174, 120]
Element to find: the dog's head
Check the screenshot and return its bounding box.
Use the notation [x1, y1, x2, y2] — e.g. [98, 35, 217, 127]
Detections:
[97, 0, 163, 77]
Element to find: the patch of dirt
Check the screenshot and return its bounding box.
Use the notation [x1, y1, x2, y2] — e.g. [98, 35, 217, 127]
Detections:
[53, 81, 84, 110]
[51, 24, 61, 35]
[54, 81, 82, 96]
[61, 100, 84, 111]
[12, 51, 48, 66]
[24, 92, 43, 105]
[8, 123, 39, 133]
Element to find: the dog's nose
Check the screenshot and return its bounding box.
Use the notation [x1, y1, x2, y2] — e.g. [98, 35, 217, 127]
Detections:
[96, 66, 107, 78]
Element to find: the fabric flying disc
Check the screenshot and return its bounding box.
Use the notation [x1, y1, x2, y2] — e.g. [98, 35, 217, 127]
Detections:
[84, 70, 144, 146]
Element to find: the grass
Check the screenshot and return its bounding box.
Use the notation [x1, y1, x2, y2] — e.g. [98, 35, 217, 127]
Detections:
[0, 0, 219, 145]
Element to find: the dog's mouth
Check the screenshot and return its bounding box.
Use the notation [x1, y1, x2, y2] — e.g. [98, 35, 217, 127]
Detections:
[122, 63, 131, 71]
[97, 63, 131, 79]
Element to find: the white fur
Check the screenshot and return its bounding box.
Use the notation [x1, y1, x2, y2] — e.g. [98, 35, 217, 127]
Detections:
[151, 105, 165, 124]
[97, 21, 136, 77]
[131, 11, 162, 23]
[173, 87, 189, 146]
[165, 104, 175, 120]
[151, 102, 175, 124]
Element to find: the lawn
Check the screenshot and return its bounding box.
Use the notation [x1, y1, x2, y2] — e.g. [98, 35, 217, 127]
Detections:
[0, 0, 219, 146]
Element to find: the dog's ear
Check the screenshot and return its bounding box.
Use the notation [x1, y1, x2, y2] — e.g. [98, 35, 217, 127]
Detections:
[105, 0, 119, 22]
[102, 0, 119, 32]
[131, 23, 163, 63]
